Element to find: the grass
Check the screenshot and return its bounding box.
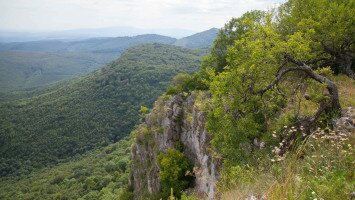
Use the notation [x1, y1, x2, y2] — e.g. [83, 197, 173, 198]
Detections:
[219, 125, 354, 200]
[218, 75, 355, 199]
[334, 75, 355, 108]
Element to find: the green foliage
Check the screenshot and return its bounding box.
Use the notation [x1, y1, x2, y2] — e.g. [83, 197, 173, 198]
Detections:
[0, 138, 133, 200]
[266, 128, 354, 200]
[207, 14, 285, 164]
[0, 44, 204, 177]
[0, 1, 353, 199]
[200, 1, 354, 197]
[204, 0, 351, 165]
[158, 148, 193, 199]
[166, 73, 208, 95]
[139, 106, 149, 114]
[139, 105, 150, 119]
[0, 51, 110, 93]
[278, 0, 355, 75]
[180, 193, 200, 200]
[202, 10, 267, 73]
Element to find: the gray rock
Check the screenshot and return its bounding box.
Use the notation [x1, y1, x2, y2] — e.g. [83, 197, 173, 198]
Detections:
[332, 107, 355, 133]
[131, 93, 221, 199]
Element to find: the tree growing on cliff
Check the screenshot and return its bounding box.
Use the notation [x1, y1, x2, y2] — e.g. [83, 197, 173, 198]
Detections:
[207, 4, 343, 165]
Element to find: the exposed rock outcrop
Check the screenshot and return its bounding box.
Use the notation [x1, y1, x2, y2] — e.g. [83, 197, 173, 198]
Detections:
[332, 107, 355, 133]
[131, 93, 221, 199]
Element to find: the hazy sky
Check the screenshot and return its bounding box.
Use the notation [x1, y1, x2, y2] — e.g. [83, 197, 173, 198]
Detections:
[0, 0, 285, 32]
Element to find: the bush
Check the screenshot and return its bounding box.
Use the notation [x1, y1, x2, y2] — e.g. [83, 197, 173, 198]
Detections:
[118, 188, 134, 200]
[158, 148, 193, 198]
[166, 73, 208, 95]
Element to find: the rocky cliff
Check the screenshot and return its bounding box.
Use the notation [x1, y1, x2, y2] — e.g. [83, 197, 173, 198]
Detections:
[130, 92, 221, 199]
[129, 84, 355, 200]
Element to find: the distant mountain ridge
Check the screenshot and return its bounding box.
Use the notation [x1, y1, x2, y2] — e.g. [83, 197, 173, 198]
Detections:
[174, 28, 219, 48]
[0, 26, 196, 43]
[0, 34, 176, 92]
[0, 29, 219, 92]
[0, 34, 177, 52]
[0, 29, 219, 52]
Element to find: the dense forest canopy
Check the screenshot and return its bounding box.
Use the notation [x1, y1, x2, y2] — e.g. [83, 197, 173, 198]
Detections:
[0, 138, 133, 200]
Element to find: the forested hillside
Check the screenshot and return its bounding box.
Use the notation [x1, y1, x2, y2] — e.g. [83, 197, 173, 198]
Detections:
[0, 44, 204, 177]
[0, 51, 111, 92]
[0, 34, 177, 91]
[0, 31, 218, 92]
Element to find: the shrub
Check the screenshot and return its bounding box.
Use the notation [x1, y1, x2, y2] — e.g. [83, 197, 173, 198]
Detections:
[158, 148, 193, 198]
[166, 73, 208, 95]
[118, 188, 134, 200]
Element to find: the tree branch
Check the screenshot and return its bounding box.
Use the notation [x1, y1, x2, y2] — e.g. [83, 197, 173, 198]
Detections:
[256, 55, 342, 155]
[257, 55, 341, 127]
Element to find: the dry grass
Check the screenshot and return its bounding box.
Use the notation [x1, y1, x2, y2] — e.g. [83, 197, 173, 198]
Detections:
[334, 75, 355, 107]
[219, 160, 300, 200]
[220, 173, 274, 200]
[219, 128, 354, 200]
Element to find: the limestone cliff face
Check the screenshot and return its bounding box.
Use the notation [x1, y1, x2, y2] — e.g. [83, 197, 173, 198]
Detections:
[131, 93, 221, 199]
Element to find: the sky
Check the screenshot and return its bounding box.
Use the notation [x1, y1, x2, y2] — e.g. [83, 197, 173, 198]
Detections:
[0, 0, 285, 32]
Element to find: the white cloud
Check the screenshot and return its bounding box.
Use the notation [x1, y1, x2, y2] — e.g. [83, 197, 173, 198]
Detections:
[0, 0, 285, 32]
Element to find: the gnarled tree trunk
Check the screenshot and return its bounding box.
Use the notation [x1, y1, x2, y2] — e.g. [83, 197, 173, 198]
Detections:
[257, 55, 341, 154]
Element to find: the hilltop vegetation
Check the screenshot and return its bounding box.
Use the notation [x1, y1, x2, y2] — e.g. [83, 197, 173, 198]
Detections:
[0, 44, 204, 177]
[131, 0, 355, 199]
